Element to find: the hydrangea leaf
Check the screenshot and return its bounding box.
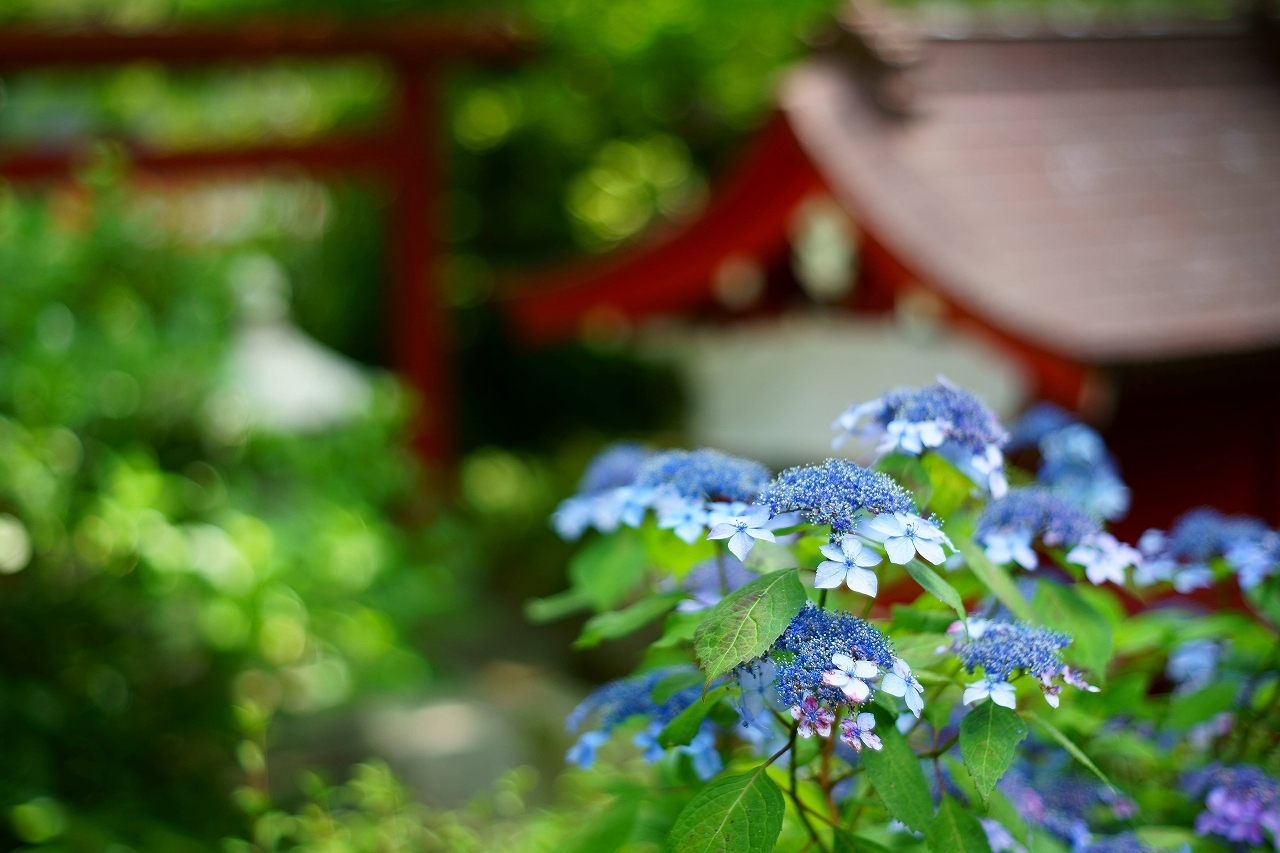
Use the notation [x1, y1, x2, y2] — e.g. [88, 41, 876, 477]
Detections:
[1032, 581, 1112, 683]
[862, 708, 935, 833]
[574, 593, 684, 648]
[524, 588, 592, 624]
[653, 669, 706, 704]
[557, 789, 641, 853]
[569, 529, 648, 611]
[833, 828, 893, 853]
[927, 795, 994, 853]
[1166, 681, 1236, 728]
[652, 610, 703, 650]
[876, 454, 934, 508]
[743, 540, 797, 573]
[957, 538, 1037, 623]
[921, 451, 973, 519]
[693, 569, 806, 685]
[960, 700, 1027, 805]
[659, 685, 730, 748]
[902, 558, 966, 620]
[1024, 710, 1115, 790]
[668, 766, 785, 853]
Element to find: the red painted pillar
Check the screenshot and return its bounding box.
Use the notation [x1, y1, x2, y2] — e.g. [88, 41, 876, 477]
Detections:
[390, 62, 452, 465]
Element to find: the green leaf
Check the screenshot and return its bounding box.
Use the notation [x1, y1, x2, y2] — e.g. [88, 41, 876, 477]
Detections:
[570, 529, 649, 611]
[575, 593, 684, 648]
[642, 519, 717, 578]
[891, 604, 958, 634]
[653, 610, 703, 649]
[559, 793, 641, 853]
[653, 670, 706, 704]
[693, 569, 807, 685]
[659, 685, 730, 748]
[1024, 711, 1114, 790]
[1033, 582, 1112, 683]
[877, 454, 934, 508]
[957, 539, 1037, 623]
[902, 558, 966, 620]
[524, 588, 592, 624]
[862, 712, 935, 833]
[927, 795, 994, 853]
[833, 828, 893, 853]
[1166, 681, 1237, 728]
[921, 452, 973, 518]
[960, 701, 1027, 805]
[668, 766, 785, 853]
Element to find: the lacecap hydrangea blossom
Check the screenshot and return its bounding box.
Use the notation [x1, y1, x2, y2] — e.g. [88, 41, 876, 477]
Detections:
[540, 378, 1280, 853]
[832, 377, 1010, 496]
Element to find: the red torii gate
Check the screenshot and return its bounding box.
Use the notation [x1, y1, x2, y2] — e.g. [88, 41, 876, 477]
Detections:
[0, 18, 528, 465]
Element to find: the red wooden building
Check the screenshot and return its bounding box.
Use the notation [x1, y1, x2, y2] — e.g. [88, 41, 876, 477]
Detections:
[508, 3, 1280, 535]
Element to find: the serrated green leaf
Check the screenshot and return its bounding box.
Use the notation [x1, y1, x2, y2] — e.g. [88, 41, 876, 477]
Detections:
[921, 451, 973, 518]
[659, 685, 730, 748]
[927, 795, 994, 853]
[960, 701, 1027, 805]
[902, 558, 966, 619]
[570, 529, 648, 611]
[958, 538, 1037, 623]
[833, 828, 893, 853]
[668, 766, 784, 853]
[862, 713, 935, 833]
[1033, 581, 1112, 683]
[1024, 711, 1114, 791]
[693, 569, 807, 684]
[575, 593, 685, 648]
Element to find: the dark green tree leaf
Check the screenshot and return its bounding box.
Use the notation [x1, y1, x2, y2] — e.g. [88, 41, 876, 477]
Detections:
[960, 701, 1027, 805]
[927, 795, 994, 853]
[668, 766, 785, 853]
[693, 569, 807, 684]
[862, 716, 935, 833]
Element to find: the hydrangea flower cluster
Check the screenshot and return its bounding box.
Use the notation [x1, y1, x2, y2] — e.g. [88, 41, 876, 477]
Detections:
[1137, 507, 1280, 592]
[832, 378, 1009, 496]
[769, 604, 924, 743]
[976, 487, 1101, 570]
[1166, 638, 1225, 695]
[1182, 764, 1280, 848]
[1007, 403, 1131, 521]
[947, 618, 1094, 709]
[760, 458, 917, 534]
[565, 666, 722, 779]
[1000, 764, 1108, 852]
[552, 442, 654, 539]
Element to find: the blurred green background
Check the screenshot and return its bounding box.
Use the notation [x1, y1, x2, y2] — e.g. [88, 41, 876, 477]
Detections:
[0, 0, 1234, 849]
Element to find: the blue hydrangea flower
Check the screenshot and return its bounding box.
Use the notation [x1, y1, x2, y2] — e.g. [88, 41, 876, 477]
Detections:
[1137, 508, 1278, 592]
[950, 619, 1091, 709]
[1000, 763, 1104, 853]
[976, 487, 1101, 563]
[656, 494, 710, 544]
[980, 818, 1026, 853]
[769, 604, 920, 721]
[1005, 402, 1077, 452]
[551, 442, 655, 540]
[564, 666, 711, 769]
[839, 712, 881, 751]
[1082, 833, 1155, 853]
[1039, 424, 1130, 522]
[1166, 639, 1224, 695]
[1182, 764, 1280, 849]
[814, 536, 882, 596]
[634, 448, 770, 503]
[707, 505, 776, 561]
[1067, 533, 1142, 587]
[864, 511, 952, 565]
[633, 721, 723, 780]
[759, 458, 916, 534]
[831, 378, 1009, 494]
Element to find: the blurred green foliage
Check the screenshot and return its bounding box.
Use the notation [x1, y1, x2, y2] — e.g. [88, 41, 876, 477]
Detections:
[0, 171, 488, 850]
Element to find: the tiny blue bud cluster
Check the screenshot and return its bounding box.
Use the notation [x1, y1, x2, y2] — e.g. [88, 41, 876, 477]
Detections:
[1138, 507, 1280, 591]
[877, 382, 1008, 454]
[634, 448, 771, 502]
[957, 620, 1070, 682]
[565, 666, 700, 737]
[577, 442, 653, 494]
[759, 459, 917, 534]
[976, 487, 1100, 548]
[1005, 402, 1077, 451]
[772, 603, 896, 708]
